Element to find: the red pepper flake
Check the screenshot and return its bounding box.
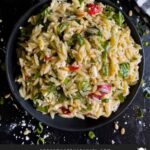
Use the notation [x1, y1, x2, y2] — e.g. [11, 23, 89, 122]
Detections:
[60, 107, 70, 115]
[87, 3, 103, 16]
[68, 65, 80, 71]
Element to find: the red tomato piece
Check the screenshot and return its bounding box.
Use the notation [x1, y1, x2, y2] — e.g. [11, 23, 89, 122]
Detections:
[87, 3, 103, 15]
[68, 65, 80, 71]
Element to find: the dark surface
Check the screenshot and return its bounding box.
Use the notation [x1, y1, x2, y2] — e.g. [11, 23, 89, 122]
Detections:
[0, 0, 150, 144]
[6, 0, 144, 132]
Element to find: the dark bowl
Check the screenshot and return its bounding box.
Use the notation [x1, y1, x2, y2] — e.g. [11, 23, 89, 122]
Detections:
[6, 0, 144, 131]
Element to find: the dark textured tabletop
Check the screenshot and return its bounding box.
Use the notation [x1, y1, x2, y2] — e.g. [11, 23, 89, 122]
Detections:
[0, 0, 150, 145]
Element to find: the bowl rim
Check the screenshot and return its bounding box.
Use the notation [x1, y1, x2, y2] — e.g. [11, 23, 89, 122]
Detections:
[6, 0, 144, 131]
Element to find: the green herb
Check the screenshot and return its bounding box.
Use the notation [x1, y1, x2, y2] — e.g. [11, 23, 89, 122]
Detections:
[102, 64, 109, 76]
[20, 28, 27, 37]
[37, 106, 48, 113]
[0, 97, 4, 105]
[41, 8, 51, 18]
[88, 131, 95, 139]
[34, 72, 40, 78]
[134, 106, 144, 119]
[48, 82, 57, 94]
[86, 104, 92, 111]
[103, 6, 115, 20]
[102, 98, 109, 103]
[101, 40, 110, 51]
[79, 81, 90, 92]
[143, 89, 150, 99]
[102, 50, 108, 62]
[113, 11, 125, 26]
[143, 41, 150, 47]
[73, 33, 84, 46]
[74, 92, 82, 99]
[63, 78, 70, 84]
[34, 122, 44, 134]
[37, 137, 45, 144]
[118, 93, 124, 103]
[57, 22, 69, 35]
[119, 62, 130, 78]
[101, 49, 109, 76]
[67, 33, 84, 47]
[78, 0, 83, 5]
[136, 108, 144, 118]
[75, 19, 81, 24]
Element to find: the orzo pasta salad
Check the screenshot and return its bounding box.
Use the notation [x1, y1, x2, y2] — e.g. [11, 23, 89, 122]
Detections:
[16, 0, 142, 119]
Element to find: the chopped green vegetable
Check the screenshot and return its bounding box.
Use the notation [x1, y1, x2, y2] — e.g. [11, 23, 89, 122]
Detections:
[37, 105, 49, 113]
[118, 93, 124, 103]
[34, 72, 40, 78]
[41, 7, 51, 18]
[101, 49, 109, 76]
[34, 122, 43, 134]
[119, 62, 130, 78]
[143, 41, 150, 47]
[102, 98, 109, 103]
[57, 22, 69, 35]
[134, 106, 144, 119]
[37, 137, 45, 144]
[135, 108, 144, 118]
[74, 92, 82, 99]
[113, 11, 125, 26]
[67, 33, 84, 47]
[0, 97, 4, 105]
[79, 0, 83, 5]
[102, 64, 109, 76]
[103, 6, 115, 20]
[48, 82, 57, 94]
[79, 81, 90, 92]
[88, 131, 95, 139]
[63, 78, 70, 84]
[73, 33, 84, 46]
[143, 89, 150, 99]
[20, 28, 27, 37]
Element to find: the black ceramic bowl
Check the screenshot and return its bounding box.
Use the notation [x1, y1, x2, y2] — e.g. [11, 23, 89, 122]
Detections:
[6, 0, 144, 131]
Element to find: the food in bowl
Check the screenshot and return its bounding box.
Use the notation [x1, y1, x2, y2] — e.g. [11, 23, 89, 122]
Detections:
[16, 0, 142, 119]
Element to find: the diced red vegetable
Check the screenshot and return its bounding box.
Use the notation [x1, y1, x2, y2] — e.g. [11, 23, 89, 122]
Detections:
[60, 106, 70, 115]
[88, 92, 105, 100]
[97, 84, 111, 94]
[87, 3, 103, 16]
[68, 65, 80, 71]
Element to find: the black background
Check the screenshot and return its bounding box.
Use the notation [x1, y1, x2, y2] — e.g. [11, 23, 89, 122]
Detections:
[0, 0, 150, 145]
